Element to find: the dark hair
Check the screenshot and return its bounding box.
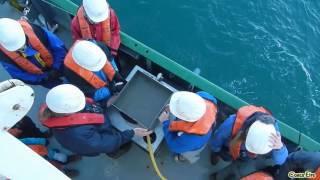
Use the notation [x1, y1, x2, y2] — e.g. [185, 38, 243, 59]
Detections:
[257, 114, 276, 125]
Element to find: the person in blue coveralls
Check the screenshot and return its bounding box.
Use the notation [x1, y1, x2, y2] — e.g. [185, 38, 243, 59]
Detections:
[0, 18, 66, 88]
[158, 91, 218, 163]
[209, 105, 288, 180]
[63, 40, 125, 105]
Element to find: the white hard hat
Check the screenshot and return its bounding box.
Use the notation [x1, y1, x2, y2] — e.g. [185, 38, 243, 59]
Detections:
[0, 79, 34, 131]
[83, 0, 110, 23]
[245, 120, 277, 155]
[169, 91, 206, 122]
[72, 40, 107, 72]
[46, 84, 86, 114]
[0, 18, 26, 51]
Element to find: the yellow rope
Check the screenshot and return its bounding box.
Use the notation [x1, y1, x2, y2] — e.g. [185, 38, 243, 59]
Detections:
[146, 135, 167, 180]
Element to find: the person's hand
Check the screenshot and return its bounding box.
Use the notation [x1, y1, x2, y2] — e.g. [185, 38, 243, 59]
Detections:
[158, 109, 169, 123]
[269, 132, 284, 150]
[133, 128, 153, 137]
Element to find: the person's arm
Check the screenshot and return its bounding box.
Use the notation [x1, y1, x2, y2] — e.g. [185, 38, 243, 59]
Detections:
[43, 29, 66, 71]
[196, 91, 217, 104]
[71, 16, 82, 42]
[86, 127, 134, 153]
[20, 138, 46, 145]
[272, 146, 288, 165]
[109, 9, 120, 55]
[93, 87, 111, 102]
[0, 61, 47, 84]
[162, 120, 192, 153]
[211, 115, 235, 152]
[271, 121, 289, 165]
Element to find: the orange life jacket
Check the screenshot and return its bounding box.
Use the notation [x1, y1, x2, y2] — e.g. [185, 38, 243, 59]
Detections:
[229, 105, 271, 160]
[40, 104, 105, 128]
[0, 19, 53, 74]
[309, 167, 320, 180]
[240, 172, 273, 180]
[169, 100, 217, 135]
[7, 128, 22, 137]
[64, 41, 116, 89]
[8, 126, 49, 156]
[28, 145, 48, 156]
[77, 6, 111, 47]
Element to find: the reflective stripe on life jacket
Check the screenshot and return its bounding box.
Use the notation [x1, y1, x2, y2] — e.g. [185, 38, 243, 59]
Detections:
[40, 104, 105, 128]
[64, 41, 116, 89]
[0, 19, 53, 74]
[169, 100, 217, 135]
[28, 145, 48, 157]
[240, 172, 273, 180]
[229, 105, 271, 160]
[77, 6, 111, 47]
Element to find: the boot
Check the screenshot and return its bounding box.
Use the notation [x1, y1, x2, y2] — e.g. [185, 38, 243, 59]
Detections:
[106, 142, 132, 159]
[64, 169, 79, 178]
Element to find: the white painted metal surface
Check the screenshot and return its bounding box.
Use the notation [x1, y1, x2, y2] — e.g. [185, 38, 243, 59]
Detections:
[0, 82, 34, 131]
[0, 132, 70, 180]
[0, 80, 70, 180]
[107, 106, 164, 153]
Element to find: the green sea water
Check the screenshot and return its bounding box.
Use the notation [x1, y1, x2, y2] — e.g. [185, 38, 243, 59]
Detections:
[107, 0, 320, 141]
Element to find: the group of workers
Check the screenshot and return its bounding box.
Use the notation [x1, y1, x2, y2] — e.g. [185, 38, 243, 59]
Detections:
[0, 0, 319, 179]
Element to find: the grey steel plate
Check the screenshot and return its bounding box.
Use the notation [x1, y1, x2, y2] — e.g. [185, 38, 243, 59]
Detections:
[113, 71, 173, 129]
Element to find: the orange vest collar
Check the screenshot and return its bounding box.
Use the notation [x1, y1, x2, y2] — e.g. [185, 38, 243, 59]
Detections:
[169, 100, 217, 135]
[39, 104, 105, 128]
[240, 172, 273, 180]
[229, 105, 270, 160]
[64, 41, 116, 89]
[77, 6, 111, 46]
[310, 167, 320, 180]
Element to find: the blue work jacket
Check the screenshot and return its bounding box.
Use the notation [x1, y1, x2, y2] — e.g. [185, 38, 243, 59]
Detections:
[163, 91, 217, 154]
[0, 24, 66, 84]
[52, 116, 134, 156]
[211, 114, 288, 165]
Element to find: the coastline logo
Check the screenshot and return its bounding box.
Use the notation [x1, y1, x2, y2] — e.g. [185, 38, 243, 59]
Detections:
[288, 171, 316, 179]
